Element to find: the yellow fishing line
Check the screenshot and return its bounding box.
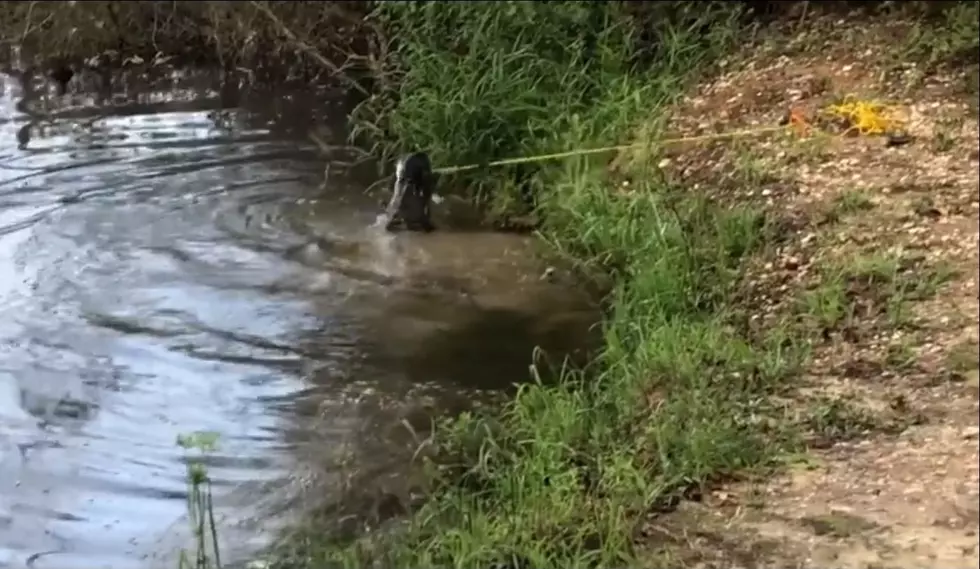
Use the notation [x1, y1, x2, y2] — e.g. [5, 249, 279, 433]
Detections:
[308, 100, 908, 177]
[821, 95, 906, 137]
[432, 124, 790, 174]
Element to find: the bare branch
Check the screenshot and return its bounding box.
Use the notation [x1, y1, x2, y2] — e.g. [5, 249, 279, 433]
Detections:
[248, 0, 368, 96]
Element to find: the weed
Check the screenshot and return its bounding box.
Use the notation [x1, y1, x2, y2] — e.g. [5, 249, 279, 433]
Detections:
[946, 339, 980, 379]
[177, 431, 222, 569]
[803, 396, 881, 444]
[831, 190, 876, 217]
[793, 251, 956, 341]
[729, 143, 774, 187]
[933, 129, 959, 153]
[901, 1, 980, 70]
[798, 276, 851, 333]
[781, 132, 834, 166]
[885, 339, 919, 371]
[966, 66, 980, 116]
[801, 512, 879, 538]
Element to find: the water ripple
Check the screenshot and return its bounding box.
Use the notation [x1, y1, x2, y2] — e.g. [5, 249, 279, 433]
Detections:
[0, 68, 597, 569]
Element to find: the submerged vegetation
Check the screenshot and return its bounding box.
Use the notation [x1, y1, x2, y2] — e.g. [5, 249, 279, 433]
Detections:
[3, 1, 977, 567]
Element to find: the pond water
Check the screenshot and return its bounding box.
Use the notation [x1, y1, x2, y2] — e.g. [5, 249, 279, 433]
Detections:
[0, 67, 598, 568]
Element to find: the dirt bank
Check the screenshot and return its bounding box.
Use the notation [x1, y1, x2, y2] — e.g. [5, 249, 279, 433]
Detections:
[642, 10, 978, 568]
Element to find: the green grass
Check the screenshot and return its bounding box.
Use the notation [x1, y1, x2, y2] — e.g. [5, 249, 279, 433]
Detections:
[946, 339, 980, 380]
[350, 1, 744, 214]
[802, 396, 883, 444]
[829, 190, 876, 219]
[798, 251, 957, 334]
[900, 0, 980, 70]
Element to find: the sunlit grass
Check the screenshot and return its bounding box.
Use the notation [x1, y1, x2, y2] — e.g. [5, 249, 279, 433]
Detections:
[350, 1, 744, 213]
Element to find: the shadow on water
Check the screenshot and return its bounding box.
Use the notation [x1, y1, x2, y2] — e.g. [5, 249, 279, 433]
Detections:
[0, 63, 600, 569]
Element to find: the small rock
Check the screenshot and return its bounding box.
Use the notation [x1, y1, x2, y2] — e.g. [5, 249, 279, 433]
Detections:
[962, 426, 979, 440]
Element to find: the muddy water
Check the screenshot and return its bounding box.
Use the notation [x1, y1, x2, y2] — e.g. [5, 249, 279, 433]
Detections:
[0, 69, 597, 568]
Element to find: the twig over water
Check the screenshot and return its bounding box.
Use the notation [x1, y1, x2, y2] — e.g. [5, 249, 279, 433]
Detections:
[248, 0, 368, 96]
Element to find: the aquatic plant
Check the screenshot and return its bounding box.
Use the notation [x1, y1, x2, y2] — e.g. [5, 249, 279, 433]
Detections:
[177, 431, 222, 569]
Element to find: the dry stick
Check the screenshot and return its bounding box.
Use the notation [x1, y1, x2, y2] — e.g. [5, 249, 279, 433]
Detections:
[12, 3, 53, 47]
[308, 131, 369, 157]
[21, 1, 37, 44]
[796, 1, 810, 32]
[308, 131, 333, 189]
[247, 0, 368, 97]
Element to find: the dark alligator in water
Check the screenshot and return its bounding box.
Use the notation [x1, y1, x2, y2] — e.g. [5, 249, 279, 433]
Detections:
[382, 152, 436, 233]
[379, 151, 544, 234]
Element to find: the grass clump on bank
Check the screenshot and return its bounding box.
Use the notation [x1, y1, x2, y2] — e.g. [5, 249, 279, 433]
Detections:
[274, 2, 808, 568]
[339, 187, 799, 568]
[349, 1, 744, 218]
[282, 183, 803, 568]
